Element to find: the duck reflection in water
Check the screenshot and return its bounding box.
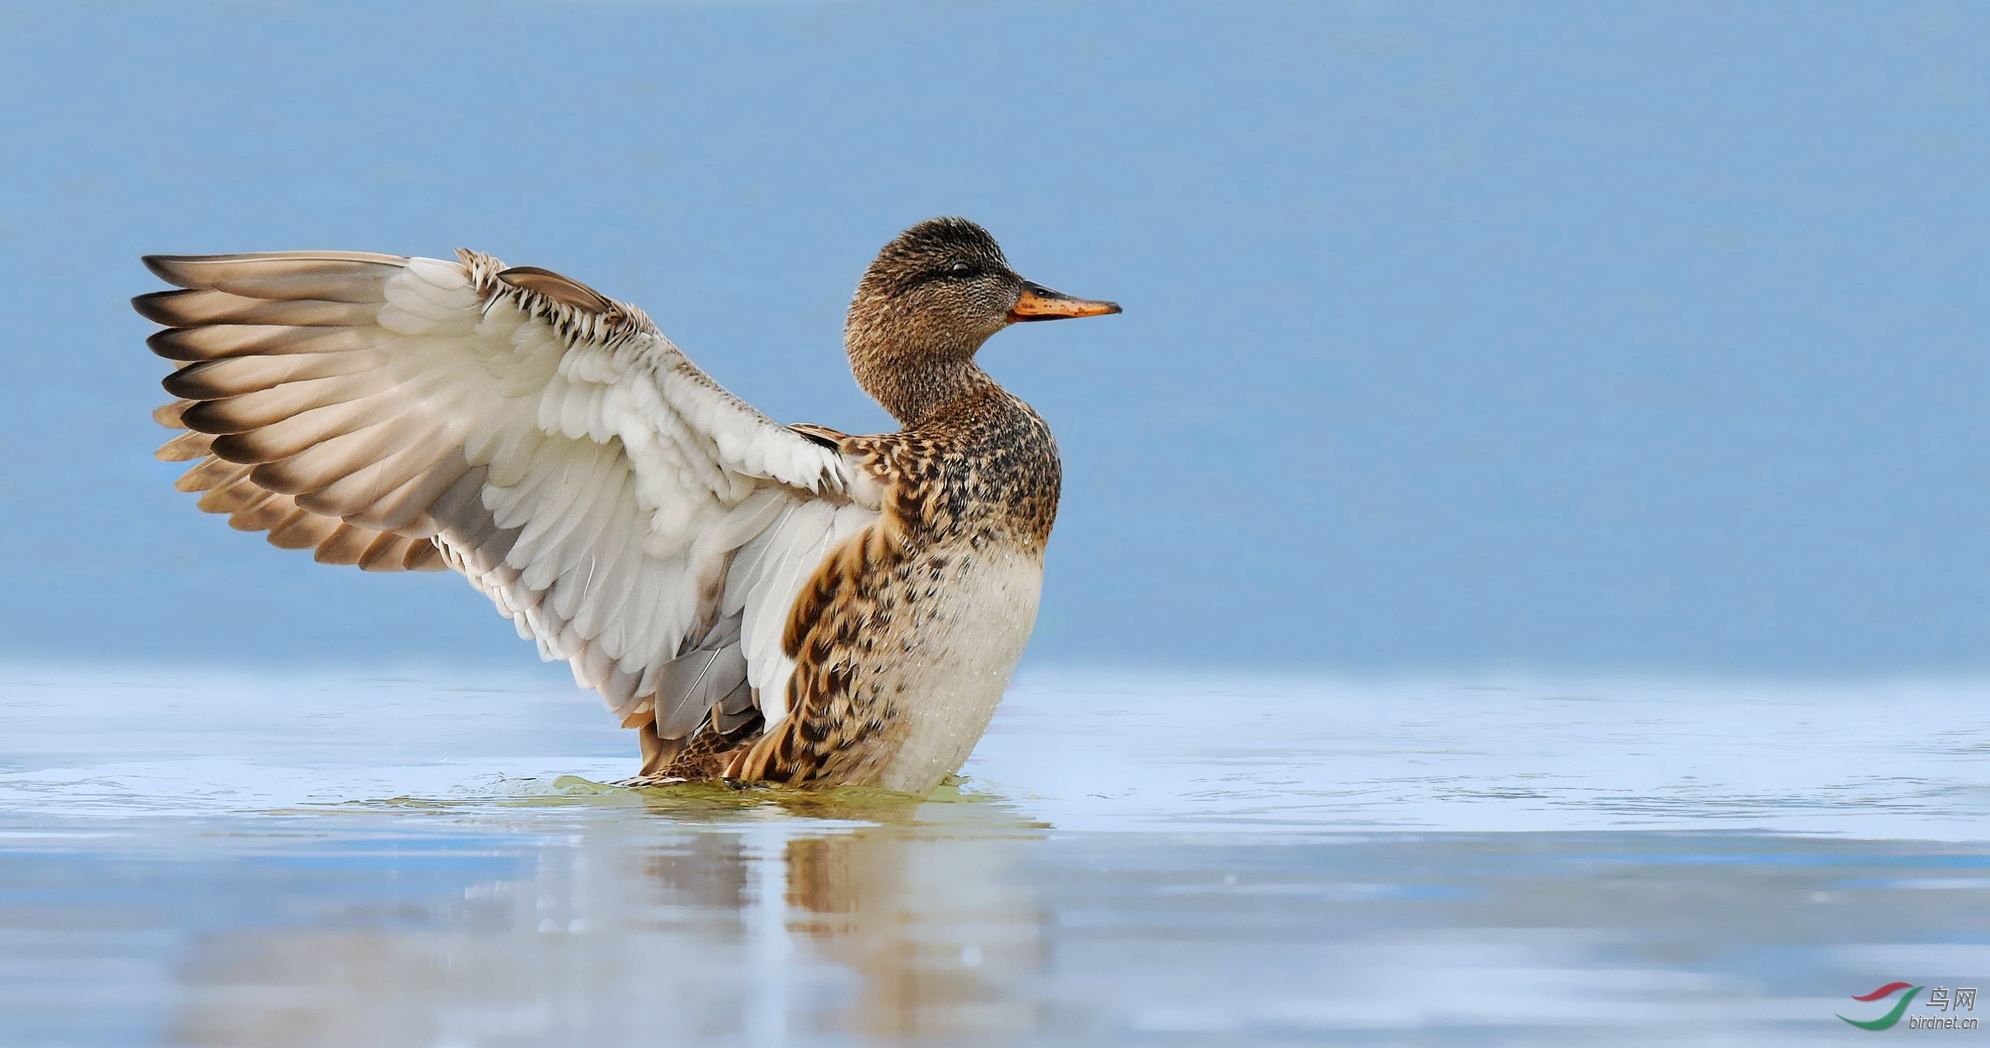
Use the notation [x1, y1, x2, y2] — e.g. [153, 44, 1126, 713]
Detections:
[169, 786, 1048, 1046]
[780, 806, 1047, 1039]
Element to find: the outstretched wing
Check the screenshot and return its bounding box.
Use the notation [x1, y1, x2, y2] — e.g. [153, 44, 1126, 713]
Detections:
[136, 249, 880, 742]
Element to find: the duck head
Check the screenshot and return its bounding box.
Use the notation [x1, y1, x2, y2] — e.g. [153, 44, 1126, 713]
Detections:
[846, 217, 1120, 426]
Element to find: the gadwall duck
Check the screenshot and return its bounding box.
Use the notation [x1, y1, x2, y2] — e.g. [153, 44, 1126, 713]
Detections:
[133, 218, 1119, 793]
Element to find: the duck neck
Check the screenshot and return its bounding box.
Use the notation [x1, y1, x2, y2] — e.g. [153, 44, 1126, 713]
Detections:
[847, 328, 1000, 428]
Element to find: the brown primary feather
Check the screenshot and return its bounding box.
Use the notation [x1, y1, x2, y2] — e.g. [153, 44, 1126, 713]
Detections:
[252, 413, 431, 494]
[153, 399, 192, 428]
[182, 372, 393, 435]
[298, 438, 459, 525]
[403, 542, 447, 572]
[209, 397, 396, 465]
[134, 288, 379, 328]
[357, 533, 416, 572]
[334, 447, 473, 534]
[228, 491, 292, 532]
[196, 475, 266, 515]
[174, 456, 248, 494]
[143, 252, 404, 303]
[148, 324, 373, 362]
[155, 430, 214, 462]
[266, 507, 340, 551]
[163, 350, 382, 400]
[313, 523, 376, 566]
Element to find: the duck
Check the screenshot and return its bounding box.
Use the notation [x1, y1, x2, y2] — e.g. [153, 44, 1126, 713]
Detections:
[133, 218, 1120, 794]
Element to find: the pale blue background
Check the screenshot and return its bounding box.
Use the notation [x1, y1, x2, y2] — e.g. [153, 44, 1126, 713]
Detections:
[1, 0, 1986, 673]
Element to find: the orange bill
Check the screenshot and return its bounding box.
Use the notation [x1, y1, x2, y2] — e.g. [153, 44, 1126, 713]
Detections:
[1008, 281, 1123, 322]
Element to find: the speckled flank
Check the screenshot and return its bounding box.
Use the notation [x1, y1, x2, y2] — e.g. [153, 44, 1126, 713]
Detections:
[712, 380, 1059, 793]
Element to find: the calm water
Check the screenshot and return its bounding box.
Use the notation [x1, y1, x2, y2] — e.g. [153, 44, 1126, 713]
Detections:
[3, 665, 1987, 1046]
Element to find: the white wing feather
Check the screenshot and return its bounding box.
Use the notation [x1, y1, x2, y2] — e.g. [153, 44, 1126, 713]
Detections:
[140, 248, 881, 741]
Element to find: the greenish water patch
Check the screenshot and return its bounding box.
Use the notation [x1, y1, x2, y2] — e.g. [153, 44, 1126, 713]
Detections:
[302, 773, 1047, 834]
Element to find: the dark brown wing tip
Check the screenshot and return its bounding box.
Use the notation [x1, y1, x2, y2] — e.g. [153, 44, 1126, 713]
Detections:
[132, 290, 182, 323]
[144, 328, 197, 361]
[142, 254, 205, 286]
[498, 266, 617, 315]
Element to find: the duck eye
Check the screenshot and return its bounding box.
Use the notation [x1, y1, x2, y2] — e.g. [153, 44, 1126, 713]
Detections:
[948, 261, 972, 276]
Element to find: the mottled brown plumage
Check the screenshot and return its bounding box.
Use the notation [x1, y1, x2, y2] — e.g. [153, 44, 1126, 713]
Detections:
[663, 218, 1115, 788]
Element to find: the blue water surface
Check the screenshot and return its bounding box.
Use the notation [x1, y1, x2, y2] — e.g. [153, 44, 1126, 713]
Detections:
[2, 665, 1988, 1046]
